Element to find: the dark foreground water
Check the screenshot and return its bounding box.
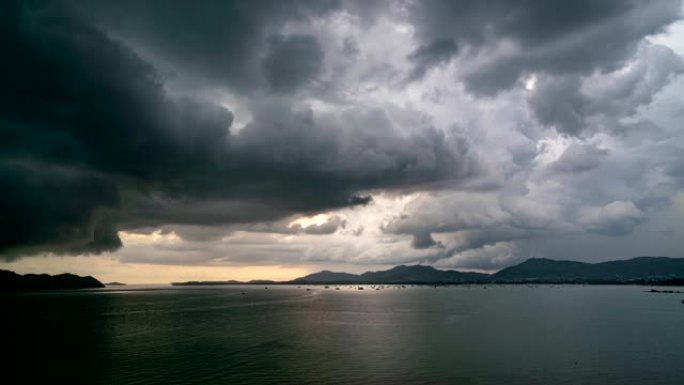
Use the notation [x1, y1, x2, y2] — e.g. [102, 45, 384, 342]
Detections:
[4, 285, 683, 385]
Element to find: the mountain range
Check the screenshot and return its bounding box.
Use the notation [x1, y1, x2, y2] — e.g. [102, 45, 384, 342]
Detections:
[292, 265, 489, 284]
[5, 258, 682, 290]
[291, 257, 684, 285]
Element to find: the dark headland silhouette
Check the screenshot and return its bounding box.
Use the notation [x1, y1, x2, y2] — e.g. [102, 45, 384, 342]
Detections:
[292, 264, 490, 284]
[5, 257, 680, 289]
[173, 256, 684, 286]
[0, 270, 105, 291]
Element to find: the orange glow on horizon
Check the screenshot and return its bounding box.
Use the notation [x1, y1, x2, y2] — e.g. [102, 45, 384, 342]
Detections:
[0, 255, 311, 284]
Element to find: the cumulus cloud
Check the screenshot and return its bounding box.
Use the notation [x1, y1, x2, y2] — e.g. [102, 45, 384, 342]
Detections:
[529, 43, 684, 135]
[408, 0, 681, 95]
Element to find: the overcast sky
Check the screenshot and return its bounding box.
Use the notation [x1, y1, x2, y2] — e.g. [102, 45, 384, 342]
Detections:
[2, 0, 684, 282]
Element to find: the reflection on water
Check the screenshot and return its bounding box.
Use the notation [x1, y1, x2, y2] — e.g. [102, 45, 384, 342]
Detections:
[5, 285, 684, 384]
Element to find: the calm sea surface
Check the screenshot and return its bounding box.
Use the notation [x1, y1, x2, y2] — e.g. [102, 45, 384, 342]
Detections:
[5, 285, 684, 384]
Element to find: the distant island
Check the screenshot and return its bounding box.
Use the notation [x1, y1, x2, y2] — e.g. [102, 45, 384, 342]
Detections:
[0, 270, 105, 291]
[106, 282, 127, 286]
[491, 256, 684, 284]
[173, 256, 684, 286]
[292, 264, 490, 284]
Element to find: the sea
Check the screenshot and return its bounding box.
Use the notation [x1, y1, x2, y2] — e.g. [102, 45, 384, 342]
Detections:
[5, 284, 684, 385]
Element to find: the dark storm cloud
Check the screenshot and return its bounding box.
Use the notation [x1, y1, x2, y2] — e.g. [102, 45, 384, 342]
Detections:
[263, 34, 324, 92]
[407, 39, 458, 81]
[529, 44, 684, 135]
[666, 155, 684, 187]
[233, 100, 478, 191]
[411, 232, 443, 249]
[0, 0, 479, 257]
[0, 162, 121, 257]
[528, 77, 588, 136]
[2, 0, 682, 265]
[406, 226, 534, 269]
[71, 0, 339, 91]
[0, 0, 231, 255]
[117, 98, 475, 232]
[408, 0, 681, 95]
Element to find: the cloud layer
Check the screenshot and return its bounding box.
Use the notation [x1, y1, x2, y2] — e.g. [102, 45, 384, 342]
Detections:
[1, 0, 684, 271]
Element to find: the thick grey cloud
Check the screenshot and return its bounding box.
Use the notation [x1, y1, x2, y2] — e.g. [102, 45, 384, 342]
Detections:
[263, 34, 324, 91]
[408, 0, 681, 95]
[0, 1, 229, 255]
[0, 0, 478, 257]
[529, 43, 684, 135]
[71, 0, 338, 92]
[383, 158, 658, 265]
[235, 100, 478, 189]
[529, 76, 588, 136]
[577, 201, 646, 236]
[547, 143, 608, 174]
[407, 39, 458, 81]
[1, 0, 683, 271]
[0, 162, 121, 256]
[411, 231, 444, 249]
